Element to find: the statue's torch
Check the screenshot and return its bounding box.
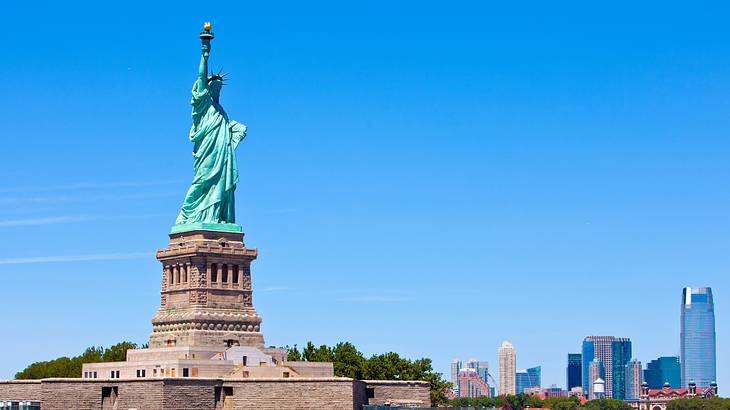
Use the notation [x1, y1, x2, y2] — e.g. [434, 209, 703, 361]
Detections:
[200, 21, 214, 41]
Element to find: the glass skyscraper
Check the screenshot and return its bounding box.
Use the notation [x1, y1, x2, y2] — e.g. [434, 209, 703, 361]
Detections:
[680, 287, 716, 387]
[625, 359, 643, 400]
[644, 356, 680, 389]
[516, 366, 541, 394]
[567, 353, 582, 391]
[582, 336, 632, 399]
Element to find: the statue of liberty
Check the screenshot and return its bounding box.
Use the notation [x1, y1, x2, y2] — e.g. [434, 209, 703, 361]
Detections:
[173, 23, 247, 234]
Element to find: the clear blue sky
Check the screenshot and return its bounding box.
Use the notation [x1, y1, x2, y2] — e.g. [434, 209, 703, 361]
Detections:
[1, 1, 727, 389]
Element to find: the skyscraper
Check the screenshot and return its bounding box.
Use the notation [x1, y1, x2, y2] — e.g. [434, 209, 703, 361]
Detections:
[451, 358, 462, 392]
[567, 353, 582, 391]
[680, 287, 716, 387]
[465, 359, 489, 386]
[588, 360, 605, 400]
[644, 356, 681, 389]
[516, 366, 541, 394]
[458, 367, 492, 398]
[625, 359, 643, 400]
[582, 336, 632, 399]
[499, 341, 516, 396]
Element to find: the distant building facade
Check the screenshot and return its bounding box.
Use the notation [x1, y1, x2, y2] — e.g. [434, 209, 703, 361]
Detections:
[588, 361, 605, 400]
[499, 341, 516, 396]
[451, 359, 462, 395]
[628, 380, 718, 410]
[458, 368, 492, 398]
[582, 336, 632, 399]
[680, 287, 716, 387]
[625, 359, 643, 400]
[465, 359, 489, 386]
[644, 357, 680, 389]
[516, 366, 541, 394]
[567, 353, 582, 391]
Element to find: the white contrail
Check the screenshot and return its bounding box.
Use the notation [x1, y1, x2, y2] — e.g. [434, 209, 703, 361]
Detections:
[0, 213, 171, 227]
[0, 252, 152, 265]
[0, 179, 186, 194]
[0, 216, 92, 227]
[0, 191, 179, 205]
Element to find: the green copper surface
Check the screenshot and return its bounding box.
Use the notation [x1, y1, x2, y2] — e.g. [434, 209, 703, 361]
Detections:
[170, 222, 242, 234]
[173, 24, 248, 234]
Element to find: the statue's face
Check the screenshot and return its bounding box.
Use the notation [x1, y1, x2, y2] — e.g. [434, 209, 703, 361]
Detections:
[209, 79, 223, 102]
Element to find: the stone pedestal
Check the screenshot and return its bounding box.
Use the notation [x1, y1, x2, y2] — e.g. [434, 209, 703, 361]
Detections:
[149, 230, 264, 349]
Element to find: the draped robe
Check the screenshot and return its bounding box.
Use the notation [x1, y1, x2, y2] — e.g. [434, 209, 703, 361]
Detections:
[175, 80, 247, 225]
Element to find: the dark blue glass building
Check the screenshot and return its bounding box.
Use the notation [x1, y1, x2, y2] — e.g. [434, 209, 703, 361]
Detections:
[644, 356, 680, 389]
[680, 287, 716, 387]
[567, 353, 582, 391]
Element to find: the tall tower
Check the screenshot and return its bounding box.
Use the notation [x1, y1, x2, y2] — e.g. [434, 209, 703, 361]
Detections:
[451, 358, 462, 394]
[498, 341, 516, 396]
[587, 360, 605, 399]
[625, 359, 643, 400]
[149, 230, 264, 349]
[582, 336, 632, 399]
[680, 287, 716, 387]
[567, 353, 582, 391]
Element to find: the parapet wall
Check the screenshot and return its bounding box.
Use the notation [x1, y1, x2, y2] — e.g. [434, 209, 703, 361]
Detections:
[0, 380, 41, 401]
[0, 377, 430, 410]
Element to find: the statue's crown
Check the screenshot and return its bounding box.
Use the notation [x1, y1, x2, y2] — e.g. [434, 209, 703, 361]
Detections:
[207, 69, 228, 84]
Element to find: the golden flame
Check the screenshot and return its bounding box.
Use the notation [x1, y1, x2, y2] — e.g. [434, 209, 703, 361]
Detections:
[203, 22, 212, 31]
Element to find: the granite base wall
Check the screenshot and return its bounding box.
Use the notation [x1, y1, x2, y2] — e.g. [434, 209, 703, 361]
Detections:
[0, 381, 41, 401]
[0, 377, 430, 410]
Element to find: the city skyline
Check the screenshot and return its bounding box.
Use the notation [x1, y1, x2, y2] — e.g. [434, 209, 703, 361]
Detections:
[1, 1, 728, 391]
[449, 300, 716, 397]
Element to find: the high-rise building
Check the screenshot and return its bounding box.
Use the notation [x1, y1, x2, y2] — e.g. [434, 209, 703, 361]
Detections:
[451, 358, 462, 393]
[516, 366, 541, 394]
[567, 353, 582, 391]
[499, 341, 516, 396]
[458, 367, 492, 398]
[680, 287, 716, 387]
[625, 359, 643, 400]
[588, 360, 605, 400]
[582, 336, 632, 399]
[644, 356, 681, 389]
[465, 359, 489, 386]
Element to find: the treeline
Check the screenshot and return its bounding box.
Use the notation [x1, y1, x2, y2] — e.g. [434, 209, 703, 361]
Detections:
[287, 341, 450, 405]
[667, 397, 730, 410]
[15, 342, 140, 379]
[450, 396, 630, 410]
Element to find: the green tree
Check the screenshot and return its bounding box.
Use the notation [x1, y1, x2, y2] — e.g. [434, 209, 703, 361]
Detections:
[331, 342, 365, 379]
[286, 344, 302, 361]
[103, 342, 138, 362]
[666, 397, 730, 410]
[581, 399, 631, 410]
[15, 342, 139, 379]
[303, 342, 334, 362]
[291, 341, 450, 406]
[543, 396, 581, 410]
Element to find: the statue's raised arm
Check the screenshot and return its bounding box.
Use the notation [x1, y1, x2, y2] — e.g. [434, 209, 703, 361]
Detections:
[197, 22, 213, 93]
